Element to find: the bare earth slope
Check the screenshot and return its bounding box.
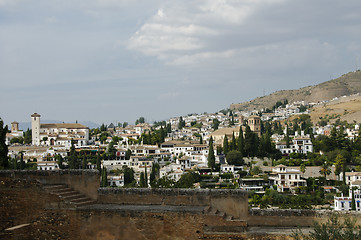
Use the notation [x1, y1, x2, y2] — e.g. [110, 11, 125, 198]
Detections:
[309, 94, 361, 124]
[230, 70, 361, 111]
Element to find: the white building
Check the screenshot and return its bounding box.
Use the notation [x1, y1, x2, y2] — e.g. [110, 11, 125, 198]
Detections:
[31, 113, 89, 147]
[37, 161, 59, 170]
[276, 137, 313, 155]
[344, 172, 361, 186]
[5, 121, 24, 145]
[159, 163, 183, 182]
[334, 189, 361, 211]
[269, 165, 306, 192]
[108, 175, 124, 187]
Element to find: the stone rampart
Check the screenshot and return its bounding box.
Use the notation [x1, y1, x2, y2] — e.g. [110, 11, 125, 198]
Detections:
[98, 188, 249, 219]
[0, 170, 100, 200]
[248, 208, 361, 227]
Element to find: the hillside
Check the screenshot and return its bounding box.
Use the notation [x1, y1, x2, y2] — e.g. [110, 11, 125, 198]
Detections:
[230, 70, 361, 111]
[309, 94, 361, 124]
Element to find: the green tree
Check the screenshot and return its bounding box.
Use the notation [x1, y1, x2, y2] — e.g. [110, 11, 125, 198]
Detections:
[23, 128, 32, 144]
[69, 139, 78, 169]
[55, 154, 63, 169]
[292, 214, 361, 240]
[139, 172, 145, 187]
[175, 171, 200, 188]
[144, 165, 148, 187]
[0, 119, 9, 169]
[212, 119, 220, 130]
[285, 124, 290, 148]
[208, 137, 216, 170]
[351, 187, 356, 211]
[178, 116, 185, 129]
[123, 166, 135, 185]
[96, 148, 101, 172]
[19, 151, 25, 170]
[101, 167, 108, 187]
[82, 155, 87, 169]
[237, 127, 244, 155]
[160, 126, 165, 143]
[335, 154, 346, 183]
[223, 135, 229, 155]
[107, 141, 117, 159]
[125, 149, 132, 160]
[231, 132, 236, 151]
[244, 125, 259, 157]
[319, 162, 331, 185]
[226, 150, 243, 166]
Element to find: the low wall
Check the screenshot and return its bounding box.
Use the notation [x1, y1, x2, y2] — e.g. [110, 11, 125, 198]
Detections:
[0, 170, 100, 200]
[248, 209, 361, 227]
[98, 188, 249, 219]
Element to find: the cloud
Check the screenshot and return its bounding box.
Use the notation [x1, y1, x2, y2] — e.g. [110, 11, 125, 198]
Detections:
[127, 0, 287, 66]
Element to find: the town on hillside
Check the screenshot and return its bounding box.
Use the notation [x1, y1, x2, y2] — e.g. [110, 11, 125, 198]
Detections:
[1, 96, 361, 211]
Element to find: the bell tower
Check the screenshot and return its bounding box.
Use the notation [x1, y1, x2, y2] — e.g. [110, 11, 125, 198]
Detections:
[11, 121, 19, 133]
[248, 115, 261, 137]
[31, 113, 41, 145]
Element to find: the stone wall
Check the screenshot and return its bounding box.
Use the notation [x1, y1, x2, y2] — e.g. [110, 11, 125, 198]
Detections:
[248, 209, 361, 227]
[98, 188, 249, 219]
[0, 170, 100, 200]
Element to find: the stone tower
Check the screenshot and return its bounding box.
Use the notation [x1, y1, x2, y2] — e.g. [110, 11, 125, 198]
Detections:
[11, 121, 19, 133]
[31, 113, 41, 145]
[248, 115, 261, 137]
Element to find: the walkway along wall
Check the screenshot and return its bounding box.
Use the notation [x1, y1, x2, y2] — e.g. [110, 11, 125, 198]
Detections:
[97, 188, 249, 219]
[0, 170, 100, 200]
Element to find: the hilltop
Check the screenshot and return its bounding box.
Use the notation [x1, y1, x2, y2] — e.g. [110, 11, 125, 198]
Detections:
[230, 70, 361, 112]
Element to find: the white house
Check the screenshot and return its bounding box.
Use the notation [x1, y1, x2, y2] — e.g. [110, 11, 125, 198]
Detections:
[269, 165, 306, 192]
[5, 121, 24, 145]
[31, 113, 89, 147]
[108, 175, 124, 187]
[276, 137, 313, 155]
[334, 189, 361, 211]
[159, 163, 183, 182]
[37, 161, 59, 170]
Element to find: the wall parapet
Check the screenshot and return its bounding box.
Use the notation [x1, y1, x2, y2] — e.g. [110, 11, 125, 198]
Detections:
[98, 187, 247, 197]
[0, 170, 100, 200]
[98, 187, 248, 219]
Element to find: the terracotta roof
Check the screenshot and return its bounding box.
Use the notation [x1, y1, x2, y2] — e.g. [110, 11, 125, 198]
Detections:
[40, 123, 88, 129]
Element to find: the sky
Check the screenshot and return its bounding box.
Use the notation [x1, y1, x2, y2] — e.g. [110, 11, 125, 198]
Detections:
[1, 0, 361, 127]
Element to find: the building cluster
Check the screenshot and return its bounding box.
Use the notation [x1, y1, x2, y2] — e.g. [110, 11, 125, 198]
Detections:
[5, 104, 361, 212]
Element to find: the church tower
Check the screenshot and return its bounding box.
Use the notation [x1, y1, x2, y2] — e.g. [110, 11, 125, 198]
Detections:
[31, 113, 41, 145]
[248, 115, 261, 137]
[11, 121, 19, 133]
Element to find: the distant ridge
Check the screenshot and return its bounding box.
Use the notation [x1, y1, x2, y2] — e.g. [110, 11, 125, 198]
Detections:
[230, 70, 361, 111]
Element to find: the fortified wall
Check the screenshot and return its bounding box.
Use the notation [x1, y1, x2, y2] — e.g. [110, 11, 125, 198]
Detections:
[0, 170, 100, 200]
[98, 188, 248, 219]
[1, 170, 361, 239]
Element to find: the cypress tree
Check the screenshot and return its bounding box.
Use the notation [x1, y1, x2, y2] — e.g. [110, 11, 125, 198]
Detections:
[139, 172, 145, 187]
[96, 148, 101, 172]
[285, 124, 290, 148]
[82, 155, 87, 169]
[101, 167, 108, 187]
[351, 188, 356, 211]
[160, 126, 165, 143]
[144, 165, 148, 187]
[19, 151, 24, 170]
[231, 132, 236, 151]
[223, 135, 229, 155]
[199, 135, 203, 144]
[208, 136, 216, 170]
[0, 119, 9, 169]
[237, 127, 244, 155]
